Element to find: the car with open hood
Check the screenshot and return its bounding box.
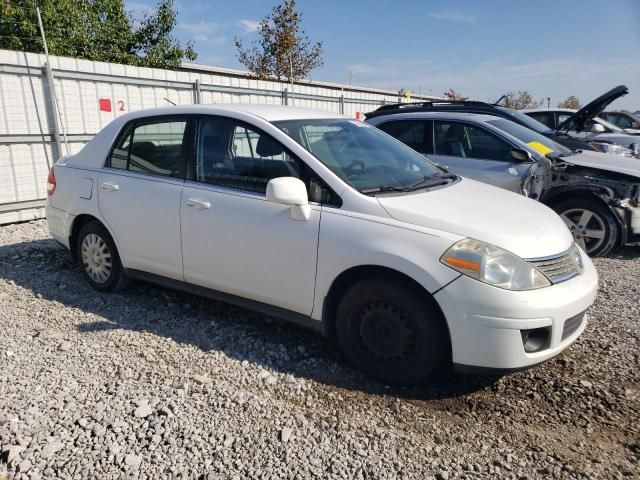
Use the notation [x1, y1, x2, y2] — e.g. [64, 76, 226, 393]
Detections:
[523, 85, 640, 156]
[367, 110, 640, 257]
[46, 105, 597, 385]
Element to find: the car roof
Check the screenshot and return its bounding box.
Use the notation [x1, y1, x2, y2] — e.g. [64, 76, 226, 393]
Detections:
[112, 104, 344, 123]
[523, 108, 576, 113]
[368, 111, 503, 123]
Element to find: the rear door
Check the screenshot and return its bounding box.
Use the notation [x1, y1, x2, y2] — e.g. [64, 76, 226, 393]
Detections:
[98, 116, 192, 280]
[429, 120, 529, 193]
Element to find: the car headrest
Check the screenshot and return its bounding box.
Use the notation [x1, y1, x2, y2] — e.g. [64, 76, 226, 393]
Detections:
[256, 135, 284, 158]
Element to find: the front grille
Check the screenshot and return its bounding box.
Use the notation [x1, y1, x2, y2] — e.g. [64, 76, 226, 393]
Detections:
[527, 251, 581, 284]
[562, 311, 586, 341]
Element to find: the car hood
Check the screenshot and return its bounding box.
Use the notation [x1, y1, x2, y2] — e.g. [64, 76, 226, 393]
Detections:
[377, 177, 573, 259]
[560, 150, 640, 179]
[556, 85, 628, 133]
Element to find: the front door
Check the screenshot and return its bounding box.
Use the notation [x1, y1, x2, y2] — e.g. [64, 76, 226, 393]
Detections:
[429, 120, 532, 193]
[180, 116, 321, 315]
[98, 117, 191, 280]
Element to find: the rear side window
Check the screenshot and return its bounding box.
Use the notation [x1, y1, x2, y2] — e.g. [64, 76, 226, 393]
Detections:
[107, 119, 188, 178]
[528, 112, 551, 128]
[377, 120, 432, 153]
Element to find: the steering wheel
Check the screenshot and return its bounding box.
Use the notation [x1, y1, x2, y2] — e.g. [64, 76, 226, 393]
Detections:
[344, 160, 366, 178]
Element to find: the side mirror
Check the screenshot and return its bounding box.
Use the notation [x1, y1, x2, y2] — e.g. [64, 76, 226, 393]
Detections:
[266, 177, 310, 221]
[590, 123, 606, 133]
[511, 148, 534, 162]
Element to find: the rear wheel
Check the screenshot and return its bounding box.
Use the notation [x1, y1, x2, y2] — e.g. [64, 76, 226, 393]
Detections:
[335, 278, 448, 386]
[76, 222, 127, 292]
[552, 198, 619, 257]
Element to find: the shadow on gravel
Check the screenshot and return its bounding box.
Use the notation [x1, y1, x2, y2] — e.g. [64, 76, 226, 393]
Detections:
[0, 238, 504, 402]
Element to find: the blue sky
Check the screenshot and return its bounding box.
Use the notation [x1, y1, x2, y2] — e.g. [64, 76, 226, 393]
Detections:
[127, 0, 640, 110]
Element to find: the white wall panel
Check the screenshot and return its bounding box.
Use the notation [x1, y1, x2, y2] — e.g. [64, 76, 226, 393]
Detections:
[0, 48, 439, 223]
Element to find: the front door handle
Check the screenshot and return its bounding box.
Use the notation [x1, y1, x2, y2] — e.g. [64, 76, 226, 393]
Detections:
[186, 198, 211, 209]
[101, 182, 119, 192]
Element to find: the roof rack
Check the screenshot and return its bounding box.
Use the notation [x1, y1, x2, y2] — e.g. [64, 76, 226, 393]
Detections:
[365, 100, 496, 119]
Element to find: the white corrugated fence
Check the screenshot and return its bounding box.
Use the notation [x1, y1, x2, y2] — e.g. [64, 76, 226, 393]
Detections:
[0, 48, 439, 224]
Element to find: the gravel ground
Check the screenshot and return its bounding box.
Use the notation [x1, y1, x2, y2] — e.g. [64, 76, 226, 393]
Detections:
[0, 220, 638, 480]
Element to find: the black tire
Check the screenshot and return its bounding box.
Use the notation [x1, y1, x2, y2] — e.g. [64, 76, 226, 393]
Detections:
[551, 198, 619, 257]
[76, 221, 128, 292]
[335, 278, 448, 386]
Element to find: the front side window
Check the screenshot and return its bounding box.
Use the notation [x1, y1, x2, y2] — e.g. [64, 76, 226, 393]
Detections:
[108, 119, 188, 178]
[434, 121, 513, 161]
[275, 119, 448, 194]
[196, 117, 339, 204]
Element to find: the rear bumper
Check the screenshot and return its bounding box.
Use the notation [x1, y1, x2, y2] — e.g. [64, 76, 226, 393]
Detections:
[434, 249, 598, 371]
[45, 202, 73, 250]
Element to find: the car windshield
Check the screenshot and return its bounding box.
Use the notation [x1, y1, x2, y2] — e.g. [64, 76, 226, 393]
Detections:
[488, 119, 573, 157]
[274, 119, 452, 194]
[496, 106, 552, 133]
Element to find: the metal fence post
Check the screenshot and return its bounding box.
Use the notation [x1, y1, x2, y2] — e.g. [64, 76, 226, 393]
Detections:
[283, 88, 289, 106]
[42, 63, 62, 163]
[339, 94, 345, 115]
[193, 79, 201, 104]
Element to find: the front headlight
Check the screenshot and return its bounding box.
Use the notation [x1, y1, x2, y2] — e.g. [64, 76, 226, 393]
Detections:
[569, 243, 584, 273]
[440, 238, 551, 291]
[591, 142, 633, 156]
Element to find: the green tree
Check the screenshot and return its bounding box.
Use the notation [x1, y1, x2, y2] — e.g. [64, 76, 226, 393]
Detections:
[500, 91, 544, 110]
[558, 96, 581, 109]
[234, 0, 323, 81]
[0, 0, 196, 69]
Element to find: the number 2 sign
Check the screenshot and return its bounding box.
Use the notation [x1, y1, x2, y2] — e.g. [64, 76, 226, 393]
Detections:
[98, 98, 126, 113]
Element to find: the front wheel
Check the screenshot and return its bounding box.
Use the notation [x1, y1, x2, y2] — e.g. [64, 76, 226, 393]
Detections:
[552, 198, 619, 257]
[335, 278, 448, 386]
[76, 222, 128, 292]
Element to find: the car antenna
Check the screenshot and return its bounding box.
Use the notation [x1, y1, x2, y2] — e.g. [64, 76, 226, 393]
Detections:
[164, 97, 176, 106]
[493, 94, 506, 106]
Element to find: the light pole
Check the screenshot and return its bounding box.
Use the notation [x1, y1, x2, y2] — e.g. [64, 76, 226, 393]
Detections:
[349, 70, 355, 86]
[289, 53, 294, 105]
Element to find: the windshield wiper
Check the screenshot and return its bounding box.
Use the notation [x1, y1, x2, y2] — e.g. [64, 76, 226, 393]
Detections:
[405, 172, 458, 190]
[360, 184, 410, 195]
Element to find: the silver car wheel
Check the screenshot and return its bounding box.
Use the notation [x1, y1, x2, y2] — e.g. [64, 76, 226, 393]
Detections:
[560, 208, 606, 254]
[81, 233, 113, 284]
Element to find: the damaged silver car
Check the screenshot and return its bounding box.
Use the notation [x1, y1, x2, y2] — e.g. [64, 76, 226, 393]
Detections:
[367, 111, 640, 257]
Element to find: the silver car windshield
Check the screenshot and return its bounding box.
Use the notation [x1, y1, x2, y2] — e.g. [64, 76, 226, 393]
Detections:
[488, 119, 573, 157]
[496, 107, 551, 133]
[275, 119, 454, 194]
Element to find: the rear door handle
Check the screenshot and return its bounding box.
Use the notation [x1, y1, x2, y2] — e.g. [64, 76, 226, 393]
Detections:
[101, 182, 119, 192]
[186, 198, 211, 209]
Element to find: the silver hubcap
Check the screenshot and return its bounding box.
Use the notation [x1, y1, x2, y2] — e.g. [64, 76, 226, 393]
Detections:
[81, 233, 113, 284]
[560, 208, 606, 254]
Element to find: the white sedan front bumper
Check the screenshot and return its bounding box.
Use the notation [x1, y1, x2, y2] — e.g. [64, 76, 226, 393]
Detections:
[434, 249, 598, 372]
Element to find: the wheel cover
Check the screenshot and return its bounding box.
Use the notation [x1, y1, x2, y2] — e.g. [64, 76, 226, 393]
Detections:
[356, 301, 416, 361]
[81, 233, 113, 284]
[560, 208, 606, 254]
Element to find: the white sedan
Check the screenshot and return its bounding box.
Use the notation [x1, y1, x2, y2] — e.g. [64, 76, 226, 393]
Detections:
[46, 105, 598, 385]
